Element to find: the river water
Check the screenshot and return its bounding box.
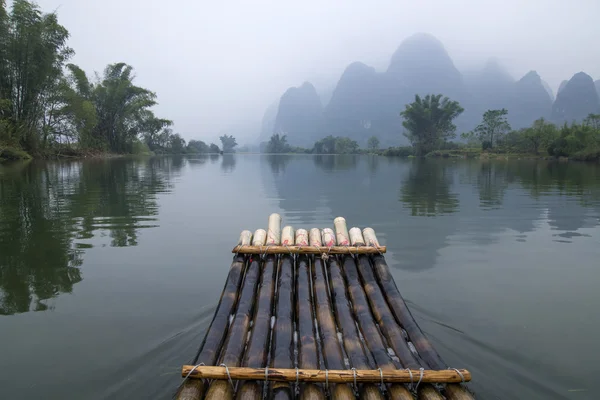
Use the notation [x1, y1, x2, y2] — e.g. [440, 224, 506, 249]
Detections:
[0, 155, 599, 400]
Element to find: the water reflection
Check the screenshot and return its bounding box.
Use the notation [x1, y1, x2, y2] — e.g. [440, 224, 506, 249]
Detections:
[221, 154, 236, 172]
[0, 157, 181, 315]
[400, 160, 459, 216]
[265, 154, 291, 175]
[313, 154, 359, 172]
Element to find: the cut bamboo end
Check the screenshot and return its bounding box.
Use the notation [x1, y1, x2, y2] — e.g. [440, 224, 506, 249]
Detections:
[238, 230, 253, 246]
[334, 217, 350, 246]
[252, 229, 267, 246]
[309, 228, 322, 247]
[349, 227, 365, 246]
[267, 213, 281, 245]
[321, 228, 335, 247]
[181, 366, 471, 384]
[231, 245, 386, 255]
[281, 226, 294, 245]
[362, 227, 380, 247]
[296, 229, 309, 246]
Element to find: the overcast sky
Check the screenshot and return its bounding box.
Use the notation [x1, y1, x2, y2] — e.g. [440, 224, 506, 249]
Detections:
[32, 0, 600, 143]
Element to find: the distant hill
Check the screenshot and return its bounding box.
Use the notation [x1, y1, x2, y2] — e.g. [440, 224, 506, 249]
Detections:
[595, 80, 600, 99]
[261, 34, 598, 146]
[551, 72, 600, 124]
[273, 82, 323, 147]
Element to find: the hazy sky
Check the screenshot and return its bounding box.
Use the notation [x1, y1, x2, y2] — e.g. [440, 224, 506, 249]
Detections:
[32, 0, 600, 143]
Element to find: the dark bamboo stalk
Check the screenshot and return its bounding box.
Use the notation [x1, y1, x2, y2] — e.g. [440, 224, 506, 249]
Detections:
[372, 255, 473, 400]
[177, 255, 247, 400]
[237, 255, 277, 400]
[270, 255, 295, 400]
[350, 255, 421, 369]
[370, 255, 475, 400]
[311, 256, 355, 400]
[370, 255, 444, 369]
[336, 255, 412, 400]
[205, 257, 262, 400]
[327, 256, 384, 400]
[296, 255, 326, 400]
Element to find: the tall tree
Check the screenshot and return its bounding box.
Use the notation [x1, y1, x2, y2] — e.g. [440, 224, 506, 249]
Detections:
[187, 139, 209, 153]
[474, 109, 511, 149]
[219, 134, 237, 153]
[266, 133, 290, 153]
[367, 136, 380, 152]
[209, 143, 220, 153]
[520, 118, 558, 154]
[400, 94, 464, 156]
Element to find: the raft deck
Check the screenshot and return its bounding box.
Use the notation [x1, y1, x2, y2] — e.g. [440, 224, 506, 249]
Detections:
[177, 215, 474, 400]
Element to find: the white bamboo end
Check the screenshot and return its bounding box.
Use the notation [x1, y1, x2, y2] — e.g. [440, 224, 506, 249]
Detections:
[282, 226, 295, 245]
[349, 227, 365, 246]
[362, 228, 380, 247]
[295, 229, 308, 246]
[267, 213, 282, 245]
[252, 229, 267, 246]
[238, 230, 253, 246]
[309, 228, 322, 246]
[321, 228, 336, 247]
[334, 217, 350, 246]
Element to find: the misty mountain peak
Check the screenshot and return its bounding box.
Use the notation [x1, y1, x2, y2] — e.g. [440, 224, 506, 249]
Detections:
[387, 33, 459, 80]
[552, 72, 600, 123]
[273, 81, 323, 146]
[481, 58, 514, 82]
[595, 80, 600, 98]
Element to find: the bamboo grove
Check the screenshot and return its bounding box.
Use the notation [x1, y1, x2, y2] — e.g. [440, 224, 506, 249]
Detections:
[0, 0, 183, 156]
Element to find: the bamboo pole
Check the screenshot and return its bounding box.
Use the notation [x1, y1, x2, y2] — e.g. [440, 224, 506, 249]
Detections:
[231, 245, 386, 254]
[176, 254, 247, 400]
[370, 253, 474, 399]
[369, 254, 444, 370]
[236, 255, 277, 400]
[417, 385, 445, 400]
[181, 366, 471, 383]
[312, 255, 364, 400]
[204, 257, 262, 400]
[335, 253, 412, 400]
[269, 255, 295, 400]
[334, 217, 350, 245]
[350, 255, 421, 369]
[296, 255, 326, 400]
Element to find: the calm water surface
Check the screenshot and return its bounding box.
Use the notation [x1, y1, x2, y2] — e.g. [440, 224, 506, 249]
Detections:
[1, 155, 599, 400]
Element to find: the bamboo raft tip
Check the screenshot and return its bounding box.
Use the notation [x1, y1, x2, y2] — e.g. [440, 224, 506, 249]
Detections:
[233, 216, 385, 254]
[179, 214, 475, 400]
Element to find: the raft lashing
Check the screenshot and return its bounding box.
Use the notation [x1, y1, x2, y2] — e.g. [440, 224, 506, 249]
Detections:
[177, 214, 475, 400]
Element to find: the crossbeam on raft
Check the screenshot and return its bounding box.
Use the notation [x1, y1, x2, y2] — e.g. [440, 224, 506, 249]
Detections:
[231, 245, 386, 254]
[181, 365, 470, 383]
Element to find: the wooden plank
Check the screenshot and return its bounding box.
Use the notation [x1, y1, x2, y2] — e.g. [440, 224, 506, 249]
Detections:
[181, 366, 471, 383]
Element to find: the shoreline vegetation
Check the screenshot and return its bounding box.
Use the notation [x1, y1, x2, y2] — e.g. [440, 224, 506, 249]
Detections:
[2, 2, 599, 164]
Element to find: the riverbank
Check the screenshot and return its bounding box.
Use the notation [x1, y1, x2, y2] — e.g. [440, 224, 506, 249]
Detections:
[0, 145, 127, 163]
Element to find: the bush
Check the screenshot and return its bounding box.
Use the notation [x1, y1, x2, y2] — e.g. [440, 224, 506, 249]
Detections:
[131, 140, 153, 156]
[0, 146, 32, 161]
[382, 146, 414, 157]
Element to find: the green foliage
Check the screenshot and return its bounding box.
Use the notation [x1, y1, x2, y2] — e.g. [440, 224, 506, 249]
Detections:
[367, 136, 380, 152]
[547, 119, 600, 158]
[519, 118, 558, 154]
[400, 94, 464, 156]
[474, 109, 511, 148]
[313, 135, 360, 154]
[0, 1, 173, 156]
[266, 133, 291, 153]
[187, 139, 209, 154]
[219, 134, 237, 153]
[131, 140, 153, 156]
[382, 146, 414, 157]
[209, 143, 220, 153]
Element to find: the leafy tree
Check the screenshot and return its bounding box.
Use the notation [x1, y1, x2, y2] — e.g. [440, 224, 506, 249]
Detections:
[313, 135, 337, 154]
[520, 118, 558, 154]
[474, 109, 511, 149]
[209, 143, 220, 153]
[187, 139, 209, 154]
[219, 134, 237, 153]
[169, 133, 186, 154]
[400, 94, 464, 156]
[335, 137, 359, 154]
[367, 136, 380, 152]
[266, 133, 291, 153]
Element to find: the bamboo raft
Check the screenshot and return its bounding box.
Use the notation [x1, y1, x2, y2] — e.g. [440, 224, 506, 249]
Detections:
[176, 214, 474, 400]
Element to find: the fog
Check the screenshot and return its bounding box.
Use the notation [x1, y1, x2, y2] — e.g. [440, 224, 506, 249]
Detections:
[35, 0, 600, 143]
